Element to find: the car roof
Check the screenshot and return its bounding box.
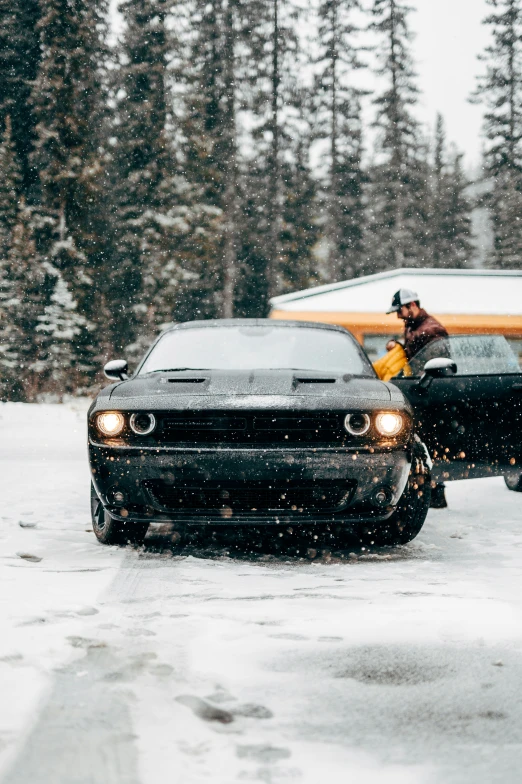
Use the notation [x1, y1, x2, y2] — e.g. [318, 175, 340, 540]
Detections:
[162, 318, 351, 335]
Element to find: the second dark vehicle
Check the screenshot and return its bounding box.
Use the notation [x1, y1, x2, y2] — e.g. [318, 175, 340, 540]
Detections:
[88, 320, 431, 547]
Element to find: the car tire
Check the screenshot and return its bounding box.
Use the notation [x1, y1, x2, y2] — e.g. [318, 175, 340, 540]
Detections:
[358, 443, 432, 547]
[90, 482, 149, 545]
[504, 472, 522, 492]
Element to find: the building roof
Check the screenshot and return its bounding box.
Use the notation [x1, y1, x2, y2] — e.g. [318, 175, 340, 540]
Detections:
[269, 268, 522, 317]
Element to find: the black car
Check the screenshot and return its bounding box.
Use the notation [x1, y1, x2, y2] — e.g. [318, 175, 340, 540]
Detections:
[391, 334, 522, 490]
[88, 320, 432, 547]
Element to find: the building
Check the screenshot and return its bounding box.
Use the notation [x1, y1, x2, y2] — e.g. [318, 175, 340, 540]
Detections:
[269, 268, 522, 361]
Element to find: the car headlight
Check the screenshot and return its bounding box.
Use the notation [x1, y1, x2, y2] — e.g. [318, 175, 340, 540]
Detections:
[96, 411, 125, 437]
[375, 412, 404, 437]
[129, 412, 156, 435]
[344, 413, 371, 436]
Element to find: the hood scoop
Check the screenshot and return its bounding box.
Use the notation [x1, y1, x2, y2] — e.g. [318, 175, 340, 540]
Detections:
[167, 377, 207, 384]
[294, 377, 336, 384]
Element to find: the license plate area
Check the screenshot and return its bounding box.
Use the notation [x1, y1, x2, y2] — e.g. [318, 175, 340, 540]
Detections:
[144, 480, 355, 513]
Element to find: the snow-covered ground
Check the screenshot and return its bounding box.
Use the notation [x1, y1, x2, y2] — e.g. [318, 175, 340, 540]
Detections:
[1, 402, 521, 784]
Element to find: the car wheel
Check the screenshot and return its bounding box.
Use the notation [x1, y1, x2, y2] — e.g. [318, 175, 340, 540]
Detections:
[90, 482, 149, 545]
[358, 443, 432, 547]
[504, 472, 522, 492]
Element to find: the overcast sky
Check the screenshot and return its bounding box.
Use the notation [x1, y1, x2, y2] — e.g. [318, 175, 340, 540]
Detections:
[410, 0, 491, 169]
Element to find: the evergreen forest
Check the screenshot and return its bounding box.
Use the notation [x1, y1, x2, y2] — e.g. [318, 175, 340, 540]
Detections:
[0, 0, 520, 399]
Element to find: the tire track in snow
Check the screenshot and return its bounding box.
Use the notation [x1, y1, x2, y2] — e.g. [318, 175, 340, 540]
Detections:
[0, 548, 145, 784]
[1, 645, 140, 784]
[0, 549, 191, 784]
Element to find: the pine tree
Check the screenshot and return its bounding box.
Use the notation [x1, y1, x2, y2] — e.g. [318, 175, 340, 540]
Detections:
[263, 0, 290, 298]
[314, 0, 367, 281]
[181, 0, 255, 319]
[217, 0, 240, 319]
[110, 0, 189, 354]
[235, 133, 319, 314]
[36, 272, 88, 394]
[487, 166, 522, 267]
[278, 138, 320, 292]
[444, 152, 473, 267]
[234, 165, 272, 317]
[29, 0, 110, 376]
[473, 0, 522, 268]
[0, 116, 21, 255]
[430, 112, 446, 249]
[0, 0, 41, 202]
[243, 0, 304, 299]
[0, 202, 54, 401]
[367, 0, 426, 271]
[428, 115, 472, 268]
[31, 0, 109, 250]
[176, 73, 224, 322]
[178, 3, 224, 321]
[0, 117, 23, 397]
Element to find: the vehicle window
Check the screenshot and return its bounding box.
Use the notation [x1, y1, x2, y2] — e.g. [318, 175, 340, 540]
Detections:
[363, 334, 401, 363]
[139, 326, 374, 376]
[408, 335, 522, 376]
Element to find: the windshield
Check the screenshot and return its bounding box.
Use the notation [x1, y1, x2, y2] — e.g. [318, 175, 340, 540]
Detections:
[139, 325, 374, 376]
[408, 335, 522, 376]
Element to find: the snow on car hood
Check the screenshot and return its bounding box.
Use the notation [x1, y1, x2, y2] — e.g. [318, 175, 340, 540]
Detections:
[100, 369, 400, 412]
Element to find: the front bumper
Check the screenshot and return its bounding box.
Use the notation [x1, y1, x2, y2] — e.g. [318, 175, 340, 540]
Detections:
[89, 443, 411, 526]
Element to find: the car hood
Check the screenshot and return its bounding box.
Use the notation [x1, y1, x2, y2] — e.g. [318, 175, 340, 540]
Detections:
[94, 369, 406, 412]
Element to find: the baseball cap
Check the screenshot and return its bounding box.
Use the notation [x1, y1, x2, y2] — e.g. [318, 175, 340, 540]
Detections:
[387, 288, 419, 314]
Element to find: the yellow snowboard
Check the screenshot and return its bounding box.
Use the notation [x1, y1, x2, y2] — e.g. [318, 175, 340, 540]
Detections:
[373, 343, 411, 382]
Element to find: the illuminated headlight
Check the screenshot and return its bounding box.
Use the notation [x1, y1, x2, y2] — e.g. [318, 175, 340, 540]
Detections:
[96, 411, 125, 436]
[129, 412, 156, 435]
[375, 412, 404, 437]
[344, 412, 371, 436]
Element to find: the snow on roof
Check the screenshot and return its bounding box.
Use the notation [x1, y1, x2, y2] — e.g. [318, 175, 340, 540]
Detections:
[269, 268, 522, 316]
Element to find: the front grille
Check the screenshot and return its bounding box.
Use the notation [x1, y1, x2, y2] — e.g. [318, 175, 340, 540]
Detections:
[144, 480, 355, 514]
[156, 411, 350, 445]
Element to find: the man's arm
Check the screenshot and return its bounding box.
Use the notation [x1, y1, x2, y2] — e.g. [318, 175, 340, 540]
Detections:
[403, 315, 448, 360]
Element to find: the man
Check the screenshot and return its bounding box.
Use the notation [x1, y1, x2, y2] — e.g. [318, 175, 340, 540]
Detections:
[386, 288, 448, 360]
[387, 289, 449, 510]
[373, 289, 448, 380]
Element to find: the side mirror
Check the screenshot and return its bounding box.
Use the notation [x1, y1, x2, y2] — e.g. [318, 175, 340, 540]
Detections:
[423, 358, 457, 377]
[417, 357, 457, 393]
[104, 359, 129, 381]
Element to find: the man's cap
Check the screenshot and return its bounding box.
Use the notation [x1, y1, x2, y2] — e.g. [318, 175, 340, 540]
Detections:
[387, 288, 419, 314]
